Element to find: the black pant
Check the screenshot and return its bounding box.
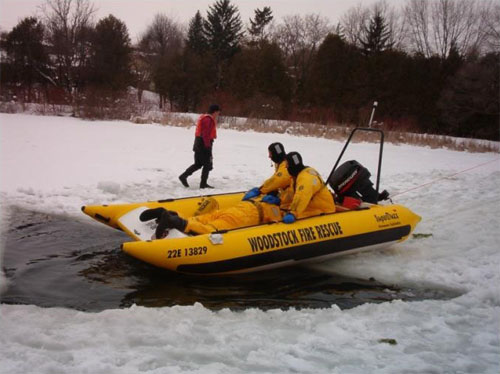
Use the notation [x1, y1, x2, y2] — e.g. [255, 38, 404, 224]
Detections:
[181, 137, 213, 185]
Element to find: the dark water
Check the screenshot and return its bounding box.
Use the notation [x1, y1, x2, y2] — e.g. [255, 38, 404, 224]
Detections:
[1, 207, 457, 312]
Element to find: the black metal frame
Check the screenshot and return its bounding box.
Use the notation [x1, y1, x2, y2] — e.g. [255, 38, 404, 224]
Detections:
[327, 127, 385, 195]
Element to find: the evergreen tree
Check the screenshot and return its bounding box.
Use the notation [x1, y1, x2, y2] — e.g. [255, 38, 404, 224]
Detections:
[225, 41, 290, 118]
[90, 15, 132, 91]
[360, 11, 393, 55]
[307, 34, 362, 122]
[163, 48, 215, 111]
[187, 11, 208, 54]
[248, 7, 273, 42]
[204, 0, 244, 88]
[227, 41, 290, 103]
[2, 17, 49, 101]
[439, 52, 499, 140]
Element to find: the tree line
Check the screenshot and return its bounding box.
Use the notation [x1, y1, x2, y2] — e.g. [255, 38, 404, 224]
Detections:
[0, 0, 498, 140]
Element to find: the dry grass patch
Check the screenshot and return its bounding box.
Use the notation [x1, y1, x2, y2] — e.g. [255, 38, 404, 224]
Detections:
[157, 112, 499, 153]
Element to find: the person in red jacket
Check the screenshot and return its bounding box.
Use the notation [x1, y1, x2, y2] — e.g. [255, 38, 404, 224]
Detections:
[179, 104, 220, 189]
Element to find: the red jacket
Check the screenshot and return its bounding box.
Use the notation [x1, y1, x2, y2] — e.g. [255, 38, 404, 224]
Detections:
[195, 114, 217, 148]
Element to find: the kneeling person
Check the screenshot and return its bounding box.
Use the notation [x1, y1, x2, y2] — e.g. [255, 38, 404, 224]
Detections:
[243, 142, 293, 207]
[282, 152, 336, 223]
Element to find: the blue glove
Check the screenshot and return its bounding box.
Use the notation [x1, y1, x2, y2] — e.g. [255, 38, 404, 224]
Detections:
[261, 194, 281, 205]
[283, 213, 296, 224]
[243, 187, 260, 201]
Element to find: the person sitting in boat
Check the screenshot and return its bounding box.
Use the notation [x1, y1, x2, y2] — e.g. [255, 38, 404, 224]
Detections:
[282, 151, 336, 224]
[140, 196, 283, 238]
[242, 142, 293, 209]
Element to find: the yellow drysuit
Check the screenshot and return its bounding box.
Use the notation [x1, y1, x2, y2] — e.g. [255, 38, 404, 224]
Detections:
[259, 160, 294, 209]
[185, 200, 282, 235]
[288, 167, 336, 218]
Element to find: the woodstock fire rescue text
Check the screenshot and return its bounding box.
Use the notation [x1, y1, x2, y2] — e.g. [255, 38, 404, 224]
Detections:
[247, 222, 343, 252]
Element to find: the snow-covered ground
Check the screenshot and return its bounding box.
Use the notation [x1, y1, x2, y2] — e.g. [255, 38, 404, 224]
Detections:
[0, 113, 499, 373]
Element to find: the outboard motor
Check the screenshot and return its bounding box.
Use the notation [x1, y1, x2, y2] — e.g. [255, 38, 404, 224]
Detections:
[328, 160, 389, 205]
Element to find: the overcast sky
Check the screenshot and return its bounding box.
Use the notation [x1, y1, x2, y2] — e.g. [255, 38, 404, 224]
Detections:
[0, 0, 398, 41]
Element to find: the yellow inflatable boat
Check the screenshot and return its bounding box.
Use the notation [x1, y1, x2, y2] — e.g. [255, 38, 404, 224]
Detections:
[82, 126, 421, 275]
[82, 192, 420, 274]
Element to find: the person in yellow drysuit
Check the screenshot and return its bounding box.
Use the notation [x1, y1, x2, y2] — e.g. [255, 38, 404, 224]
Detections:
[282, 151, 336, 223]
[242, 142, 293, 208]
[140, 196, 283, 237]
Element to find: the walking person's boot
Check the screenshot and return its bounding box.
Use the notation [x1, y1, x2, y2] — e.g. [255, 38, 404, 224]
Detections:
[179, 164, 199, 188]
[178, 174, 189, 187]
[200, 168, 214, 189]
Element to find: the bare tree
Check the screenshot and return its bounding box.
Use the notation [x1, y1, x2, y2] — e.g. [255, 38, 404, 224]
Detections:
[138, 14, 184, 108]
[272, 14, 331, 98]
[481, 1, 500, 53]
[340, 4, 369, 46]
[403, 0, 432, 56]
[139, 14, 184, 59]
[130, 51, 151, 104]
[404, 0, 488, 58]
[41, 0, 96, 97]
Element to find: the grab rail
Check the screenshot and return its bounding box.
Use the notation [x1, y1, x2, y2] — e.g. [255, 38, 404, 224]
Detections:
[327, 102, 384, 195]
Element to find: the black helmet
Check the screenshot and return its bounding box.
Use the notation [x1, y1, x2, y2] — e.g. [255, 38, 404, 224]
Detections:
[286, 152, 305, 176]
[268, 142, 286, 163]
[208, 104, 220, 114]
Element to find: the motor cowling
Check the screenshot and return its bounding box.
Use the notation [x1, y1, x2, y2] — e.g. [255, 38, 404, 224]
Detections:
[328, 160, 388, 204]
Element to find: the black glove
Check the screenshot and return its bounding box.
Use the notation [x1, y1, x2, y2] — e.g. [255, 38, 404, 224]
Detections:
[378, 190, 390, 201]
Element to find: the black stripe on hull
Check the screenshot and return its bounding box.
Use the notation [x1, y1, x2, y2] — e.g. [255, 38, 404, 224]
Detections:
[177, 225, 411, 274]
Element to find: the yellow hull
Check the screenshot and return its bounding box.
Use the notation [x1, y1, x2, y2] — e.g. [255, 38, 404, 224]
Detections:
[82, 192, 421, 275]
